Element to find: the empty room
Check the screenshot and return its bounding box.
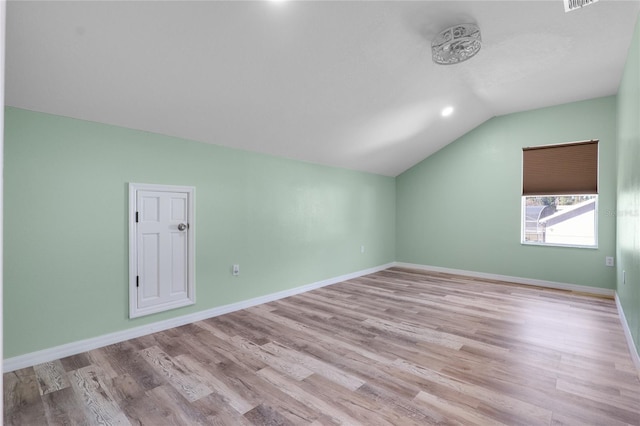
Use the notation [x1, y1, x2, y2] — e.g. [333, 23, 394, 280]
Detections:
[2, 0, 640, 424]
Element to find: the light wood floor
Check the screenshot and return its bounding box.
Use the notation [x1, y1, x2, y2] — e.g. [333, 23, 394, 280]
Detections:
[4, 268, 640, 425]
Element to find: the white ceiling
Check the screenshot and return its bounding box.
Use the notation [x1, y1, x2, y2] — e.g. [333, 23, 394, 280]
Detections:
[5, 1, 639, 176]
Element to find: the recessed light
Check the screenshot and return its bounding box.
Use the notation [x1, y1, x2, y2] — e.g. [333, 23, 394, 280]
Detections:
[441, 106, 454, 117]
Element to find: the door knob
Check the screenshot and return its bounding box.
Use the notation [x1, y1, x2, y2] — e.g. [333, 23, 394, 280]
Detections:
[178, 223, 187, 231]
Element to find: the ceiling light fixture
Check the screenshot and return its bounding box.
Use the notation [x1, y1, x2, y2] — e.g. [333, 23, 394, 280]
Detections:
[441, 106, 454, 117]
[432, 23, 482, 65]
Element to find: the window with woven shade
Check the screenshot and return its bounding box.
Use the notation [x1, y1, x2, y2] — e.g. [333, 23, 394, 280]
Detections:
[521, 140, 598, 247]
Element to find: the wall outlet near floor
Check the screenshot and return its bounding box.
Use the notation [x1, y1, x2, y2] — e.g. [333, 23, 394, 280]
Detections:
[361, 245, 365, 254]
[605, 256, 614, 267]
[622, 270, 626, 285]
[232, 264, 240, 276]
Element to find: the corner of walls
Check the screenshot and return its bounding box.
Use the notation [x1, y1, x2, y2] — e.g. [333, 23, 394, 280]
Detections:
[615, 293, 640, 373]
[1, 0, 6, 411]
[616, 13, 640, 361]
[3, 107, 396, 360]
[396, 96, 618, 291]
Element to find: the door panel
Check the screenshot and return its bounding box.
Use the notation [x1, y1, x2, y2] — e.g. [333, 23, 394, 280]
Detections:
[142, 195, 160, 222]
[141, 233, 160, 303]
[171, 197, 186, 221]
[129, 183, 195, 318]
[170, 231, 187, 296]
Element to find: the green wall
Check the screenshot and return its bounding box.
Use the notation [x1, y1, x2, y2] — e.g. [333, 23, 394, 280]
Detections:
[616, 16, 640, 356]
[3, 107, 396, 358]
[4, 57, 636, 361]
[396, 96, 618, 289]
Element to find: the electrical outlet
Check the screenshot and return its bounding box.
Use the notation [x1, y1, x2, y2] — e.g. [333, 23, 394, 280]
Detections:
[605, 256, 614, 267]
[360, 245, 365, 254]
[232, 264, 240, 276]
[623, 270, 626, 285]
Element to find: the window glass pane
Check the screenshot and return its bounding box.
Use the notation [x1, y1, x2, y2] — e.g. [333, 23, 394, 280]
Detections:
[522, 195, 597, 247]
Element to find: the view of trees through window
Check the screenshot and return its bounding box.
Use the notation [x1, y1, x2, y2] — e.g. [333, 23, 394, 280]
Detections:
[522, 195, 597, 247]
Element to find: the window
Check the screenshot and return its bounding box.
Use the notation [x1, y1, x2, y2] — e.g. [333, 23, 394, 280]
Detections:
[522, 195, 597, 246]
[521, 140, 598, 248]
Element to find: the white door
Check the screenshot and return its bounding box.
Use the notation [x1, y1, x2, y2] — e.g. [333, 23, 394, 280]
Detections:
[129, 183, 195, 318]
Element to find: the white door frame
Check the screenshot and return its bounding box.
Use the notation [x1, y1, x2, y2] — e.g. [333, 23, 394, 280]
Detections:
[129, 183, 196, 318]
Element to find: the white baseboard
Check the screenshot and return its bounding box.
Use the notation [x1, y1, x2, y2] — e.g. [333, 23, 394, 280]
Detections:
[3, 262, 394, 373]
[615, 292, 640, 374]
[393, 262, 616, 298]
[7, 261, 628, 373]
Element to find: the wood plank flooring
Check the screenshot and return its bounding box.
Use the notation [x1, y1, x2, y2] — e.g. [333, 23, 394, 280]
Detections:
[4, 267, 640, 425]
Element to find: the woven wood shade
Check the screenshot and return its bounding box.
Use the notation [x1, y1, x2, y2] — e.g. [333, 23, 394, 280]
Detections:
[522, 140, 598, 195]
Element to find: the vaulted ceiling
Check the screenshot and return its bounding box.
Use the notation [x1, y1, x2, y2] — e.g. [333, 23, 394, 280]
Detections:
[5, 1, 639, 176]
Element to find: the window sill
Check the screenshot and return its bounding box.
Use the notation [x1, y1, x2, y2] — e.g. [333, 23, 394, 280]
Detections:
[521, 241, 598, 249]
